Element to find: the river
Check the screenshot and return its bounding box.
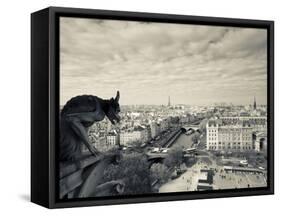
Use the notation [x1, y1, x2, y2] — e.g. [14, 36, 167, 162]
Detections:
[158, 131, 203, 193]
[169, 131, 198, 149]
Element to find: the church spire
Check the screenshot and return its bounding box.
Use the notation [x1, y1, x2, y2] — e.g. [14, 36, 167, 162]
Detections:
[168, 96, 171, 107]
[253, 96, 257, 110]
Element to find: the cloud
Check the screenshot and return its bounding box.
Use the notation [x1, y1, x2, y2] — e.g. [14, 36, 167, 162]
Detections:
[60, 17, 267, 106]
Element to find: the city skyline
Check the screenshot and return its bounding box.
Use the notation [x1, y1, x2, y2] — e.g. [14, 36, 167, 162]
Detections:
[59, 97, 266, 108]
[60, 17, 267, 106]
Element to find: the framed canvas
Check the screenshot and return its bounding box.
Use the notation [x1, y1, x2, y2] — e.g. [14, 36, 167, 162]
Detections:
[31, 6, 274, 208]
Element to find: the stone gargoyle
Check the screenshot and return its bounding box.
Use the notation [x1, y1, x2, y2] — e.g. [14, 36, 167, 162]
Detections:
[59, 91, 124, 198]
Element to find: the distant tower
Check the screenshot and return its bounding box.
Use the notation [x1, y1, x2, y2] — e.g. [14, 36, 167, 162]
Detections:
[168, 96, 171, 107]
[253, 96, 257, 110]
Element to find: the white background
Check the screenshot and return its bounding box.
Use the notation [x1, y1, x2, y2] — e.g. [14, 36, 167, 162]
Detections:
[0, 0, 279, 215]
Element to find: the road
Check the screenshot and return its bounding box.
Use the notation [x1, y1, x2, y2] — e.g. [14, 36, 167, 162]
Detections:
[158, 147, 267, 192]
[159, 159, 211, 192]
[158, 131, 203, 192]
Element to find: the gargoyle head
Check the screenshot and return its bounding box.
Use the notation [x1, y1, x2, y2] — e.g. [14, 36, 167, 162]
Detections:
[106, 91, 121, 125]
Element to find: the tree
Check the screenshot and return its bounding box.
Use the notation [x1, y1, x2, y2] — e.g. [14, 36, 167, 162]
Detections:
[150, 163, 170, 184]
[163, 147, 183, 169]
[127, 140, 143, 152]
[102, 153, 152, 195]
[170, 116, 180, 124]
[199, 118, 208, 133]
[192, 133, 200, 144]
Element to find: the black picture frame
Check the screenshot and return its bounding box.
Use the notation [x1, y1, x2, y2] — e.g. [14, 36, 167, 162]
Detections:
[31, 6, 274, 209]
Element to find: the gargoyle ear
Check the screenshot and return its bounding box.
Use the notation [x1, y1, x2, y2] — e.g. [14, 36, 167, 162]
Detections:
[115, 91, 120, 102]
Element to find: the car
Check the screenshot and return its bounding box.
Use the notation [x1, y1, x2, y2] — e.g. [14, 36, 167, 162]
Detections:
[239, 160, 248, 167]
[258, 166, 265, 170]
[151, 147, 160, 153]
[141, 143, 147, 147]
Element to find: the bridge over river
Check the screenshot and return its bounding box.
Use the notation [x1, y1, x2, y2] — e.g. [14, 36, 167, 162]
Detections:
[147, 126, 201, 163]
[153, 123, 201, 149]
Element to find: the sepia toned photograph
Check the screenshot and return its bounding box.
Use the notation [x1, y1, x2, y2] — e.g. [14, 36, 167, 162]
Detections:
[59, 17, 268, 199]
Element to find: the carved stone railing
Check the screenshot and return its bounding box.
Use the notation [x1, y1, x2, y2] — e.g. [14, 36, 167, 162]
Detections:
[60, 152, 124, 199]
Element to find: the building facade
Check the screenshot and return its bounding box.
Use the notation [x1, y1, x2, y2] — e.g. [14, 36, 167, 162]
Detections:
[106, 131, 119, 146]
[160, 119, 169, 132]
[220, 116, 267, 133]
[150, 122, 160, 139]
[254, 131, 267, 152]
[120, 130, 144, 146]
[207, 119, 253, 151]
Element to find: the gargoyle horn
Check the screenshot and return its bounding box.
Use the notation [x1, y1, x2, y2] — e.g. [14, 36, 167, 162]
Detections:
[115, 90, 120, 102]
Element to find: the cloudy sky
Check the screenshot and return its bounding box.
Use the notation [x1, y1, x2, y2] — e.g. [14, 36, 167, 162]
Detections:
[60, 17, 267, 106]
